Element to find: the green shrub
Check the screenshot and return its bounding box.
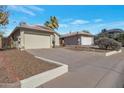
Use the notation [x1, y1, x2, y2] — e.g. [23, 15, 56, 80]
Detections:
[116, 33, 124, 46]
[95, 37, 121, 51]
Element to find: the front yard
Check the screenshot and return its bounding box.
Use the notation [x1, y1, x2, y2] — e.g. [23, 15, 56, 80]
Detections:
[0, 49, 59, 84]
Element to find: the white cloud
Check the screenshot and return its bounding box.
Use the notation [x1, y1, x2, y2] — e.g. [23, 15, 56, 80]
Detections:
[91, 21, 124, 29]
[80, 21, 124, 34]
[59, 24, 68, 28]
[20, 7, 35, 16]
[94, 19, 103, 23]
[58, 21, 124, 35]
[9, 5, 44, 16]
[70, 19, 89, 25]
[27, 6, 44, 11]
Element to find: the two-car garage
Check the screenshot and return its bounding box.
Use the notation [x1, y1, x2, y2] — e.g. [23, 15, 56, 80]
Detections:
[24, 33, 51, 49]
[81, 36, 94, 45]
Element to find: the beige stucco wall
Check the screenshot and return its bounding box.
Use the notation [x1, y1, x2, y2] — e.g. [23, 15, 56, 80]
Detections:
[50, 35, 53, 47]
[50, 33, 60, 47]
[20, 31, 24, 49]
[54, 33, 60, 46]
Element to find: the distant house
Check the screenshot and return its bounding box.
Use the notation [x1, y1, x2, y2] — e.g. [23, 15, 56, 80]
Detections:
[6, 24, 60, 50]
[101, 29, 124, 39]
[60, 31, 94, 46]
[106, 29, 123, 33]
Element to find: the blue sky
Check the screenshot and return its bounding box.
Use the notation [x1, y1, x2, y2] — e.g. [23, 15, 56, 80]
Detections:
[4, 5, 124, 36]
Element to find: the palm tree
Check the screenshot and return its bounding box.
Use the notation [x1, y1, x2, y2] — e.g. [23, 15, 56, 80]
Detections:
[44, 16, 59, 30]
[44, 16, 59, 48]
[0, 6, 9, 49]
[50, 16, 59, 29]
[0, 6, 8, 26]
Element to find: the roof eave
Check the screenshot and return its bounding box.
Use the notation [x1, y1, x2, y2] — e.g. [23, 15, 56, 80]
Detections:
[19, 26, 54, 34]
[8, 26, 54, 38]
[60, 33, 94, 38]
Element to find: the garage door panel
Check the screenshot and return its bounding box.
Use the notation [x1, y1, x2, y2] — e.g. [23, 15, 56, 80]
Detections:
[24, 34, 50, 49]
[81, 36, 93, 45]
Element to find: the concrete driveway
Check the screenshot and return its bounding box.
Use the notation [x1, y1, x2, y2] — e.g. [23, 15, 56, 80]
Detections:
[27, 48, 124, 88]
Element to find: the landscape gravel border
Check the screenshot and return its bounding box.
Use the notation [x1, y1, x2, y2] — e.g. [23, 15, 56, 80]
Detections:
[105, 49, 122, 56]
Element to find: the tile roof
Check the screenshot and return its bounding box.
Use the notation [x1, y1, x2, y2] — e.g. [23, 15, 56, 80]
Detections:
[8, 24, 55, 37]
[19, 24, 53, 33]
[60, 31, 93, 38]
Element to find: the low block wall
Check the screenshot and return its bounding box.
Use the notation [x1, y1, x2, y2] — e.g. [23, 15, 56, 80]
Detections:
[20, 56, 68, 88]
[105, 49, 122, 56]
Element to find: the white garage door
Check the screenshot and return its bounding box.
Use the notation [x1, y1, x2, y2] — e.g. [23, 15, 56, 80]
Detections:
[81, 36, 93, 45]
[24, 34, 50, 49]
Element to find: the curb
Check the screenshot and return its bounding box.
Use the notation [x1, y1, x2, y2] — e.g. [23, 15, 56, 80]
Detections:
[20, 56, 68, 88]
[105, 49, 122, 56]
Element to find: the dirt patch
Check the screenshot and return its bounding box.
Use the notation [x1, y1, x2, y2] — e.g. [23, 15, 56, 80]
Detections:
[0, 67, 13, 83]
[0, 49, 59, 83]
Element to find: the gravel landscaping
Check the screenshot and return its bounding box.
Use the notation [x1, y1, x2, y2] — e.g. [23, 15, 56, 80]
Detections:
[0, 49, 59, 84]
[65, 46, 111, 52]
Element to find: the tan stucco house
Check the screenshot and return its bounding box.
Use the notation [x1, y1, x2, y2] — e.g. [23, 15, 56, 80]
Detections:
[8, 24, 60, 50]
[60, 31, 94, 46]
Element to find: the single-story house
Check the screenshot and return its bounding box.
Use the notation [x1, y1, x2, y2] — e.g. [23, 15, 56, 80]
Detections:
[60, 31, 94, 46]
[7, 24, 60, 50]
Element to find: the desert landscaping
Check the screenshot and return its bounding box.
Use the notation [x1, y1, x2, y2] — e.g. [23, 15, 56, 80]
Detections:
[0, 49, 59, 85]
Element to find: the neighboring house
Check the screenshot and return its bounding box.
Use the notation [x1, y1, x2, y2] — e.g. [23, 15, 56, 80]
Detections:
[106, 29, 123, 33]
[60, 31, 94, 46]
[101, 29, 124, 39]
[7, 24, 60, 50]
